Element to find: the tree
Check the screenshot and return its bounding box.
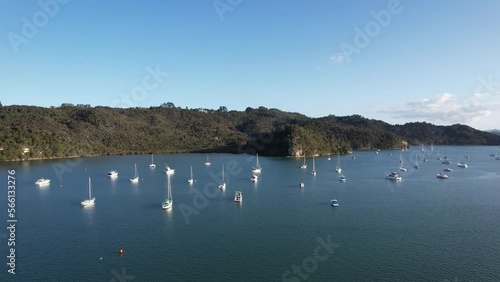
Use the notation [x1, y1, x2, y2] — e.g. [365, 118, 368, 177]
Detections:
[160, 102, 176, 108]
[218, 106, 228, 112]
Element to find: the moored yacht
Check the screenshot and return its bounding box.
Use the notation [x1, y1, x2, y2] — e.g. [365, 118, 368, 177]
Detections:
[234, 191, 242, 203]
[129, 164, 139, 183]
[162, 174, 173, 210]
[300, 155, 307, 169]
[311, 156, 317, 176]
[457, 162, 468, 168]
[385, 172, 402, 181]
[164, 163, 175, 174]
[251, 174, 258, 182]
[436, 173, 449, 179]
[331, 198, 339, 207]
[252, 154, 262, 173]
[335, 153, 342, 173]
[187, 166, 194, 184]
[34, 178, 50, 186]
[149, 154, 156, 168]
[81, 177, 95, 207]
[107, 170, 118, 178]
[338, 174, 346, 182]
[219, 164, 226, 190]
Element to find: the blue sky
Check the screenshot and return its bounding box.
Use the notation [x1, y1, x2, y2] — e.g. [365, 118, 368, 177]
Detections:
[1, 0, 499, 130]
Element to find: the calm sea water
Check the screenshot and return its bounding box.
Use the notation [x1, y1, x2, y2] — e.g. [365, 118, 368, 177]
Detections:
[1, 146, 500, 281]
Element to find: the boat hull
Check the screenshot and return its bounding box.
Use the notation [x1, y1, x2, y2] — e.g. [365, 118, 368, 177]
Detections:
[162, 198, 173, 210]
[81, 198, 95, 207]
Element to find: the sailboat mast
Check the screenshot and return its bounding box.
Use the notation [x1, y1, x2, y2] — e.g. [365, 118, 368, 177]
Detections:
[168, 175, 172, 198]
[222, 164, 225, 181]
[88, 177, 91, 199]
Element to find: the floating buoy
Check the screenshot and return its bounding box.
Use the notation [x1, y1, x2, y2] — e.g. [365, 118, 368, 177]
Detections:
[119, 249, 123, 255]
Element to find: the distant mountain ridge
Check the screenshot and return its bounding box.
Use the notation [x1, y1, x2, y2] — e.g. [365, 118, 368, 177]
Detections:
[488, 129, 500, 135]
[0, 105, 499, 161]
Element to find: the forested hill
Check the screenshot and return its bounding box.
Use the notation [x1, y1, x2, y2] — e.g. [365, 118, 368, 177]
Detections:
[0, 105, 499, 161]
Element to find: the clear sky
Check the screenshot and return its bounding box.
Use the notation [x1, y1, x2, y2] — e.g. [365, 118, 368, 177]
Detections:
[1, 0, 499, 130]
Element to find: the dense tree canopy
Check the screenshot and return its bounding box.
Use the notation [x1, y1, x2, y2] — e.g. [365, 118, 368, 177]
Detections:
[0, 105, 498, 161]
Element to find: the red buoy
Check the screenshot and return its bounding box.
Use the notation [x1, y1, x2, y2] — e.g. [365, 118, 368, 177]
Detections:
[119, 249, 123, 255]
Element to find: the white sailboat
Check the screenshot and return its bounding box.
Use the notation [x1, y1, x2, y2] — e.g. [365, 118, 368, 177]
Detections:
[442, 151, 451, 164]
[130, 163, 139, 183]
[187, 166, 194, 184]
[335, 153, 342, 173]
[414, 154, 419, 169]
[162, 174, 173, 210]
[81, 177, 95, 207]
[204, 155, 211, 166]
[252, 154, 262, 173]
[149, 154, 156, 168]
[300, 155, 307, 169]
[399, 152, 407, 172]
[311, 156, 317, 176]
[219, 164, 226, 190]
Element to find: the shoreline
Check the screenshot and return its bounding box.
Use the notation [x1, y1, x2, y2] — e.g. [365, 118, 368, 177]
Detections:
[2, 144, 498, 163]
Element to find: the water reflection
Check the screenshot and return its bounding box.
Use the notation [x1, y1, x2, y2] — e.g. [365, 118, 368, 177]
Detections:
[36, 184, 51, 200]
[163, 208, 173, 223]
[81, 204, 95, 228]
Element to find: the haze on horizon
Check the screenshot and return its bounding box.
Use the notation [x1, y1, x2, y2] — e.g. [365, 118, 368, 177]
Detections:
[1, 0, 499, 130]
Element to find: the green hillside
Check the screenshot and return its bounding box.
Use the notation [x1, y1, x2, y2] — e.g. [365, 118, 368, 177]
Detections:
[1, 105, 498, 161]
